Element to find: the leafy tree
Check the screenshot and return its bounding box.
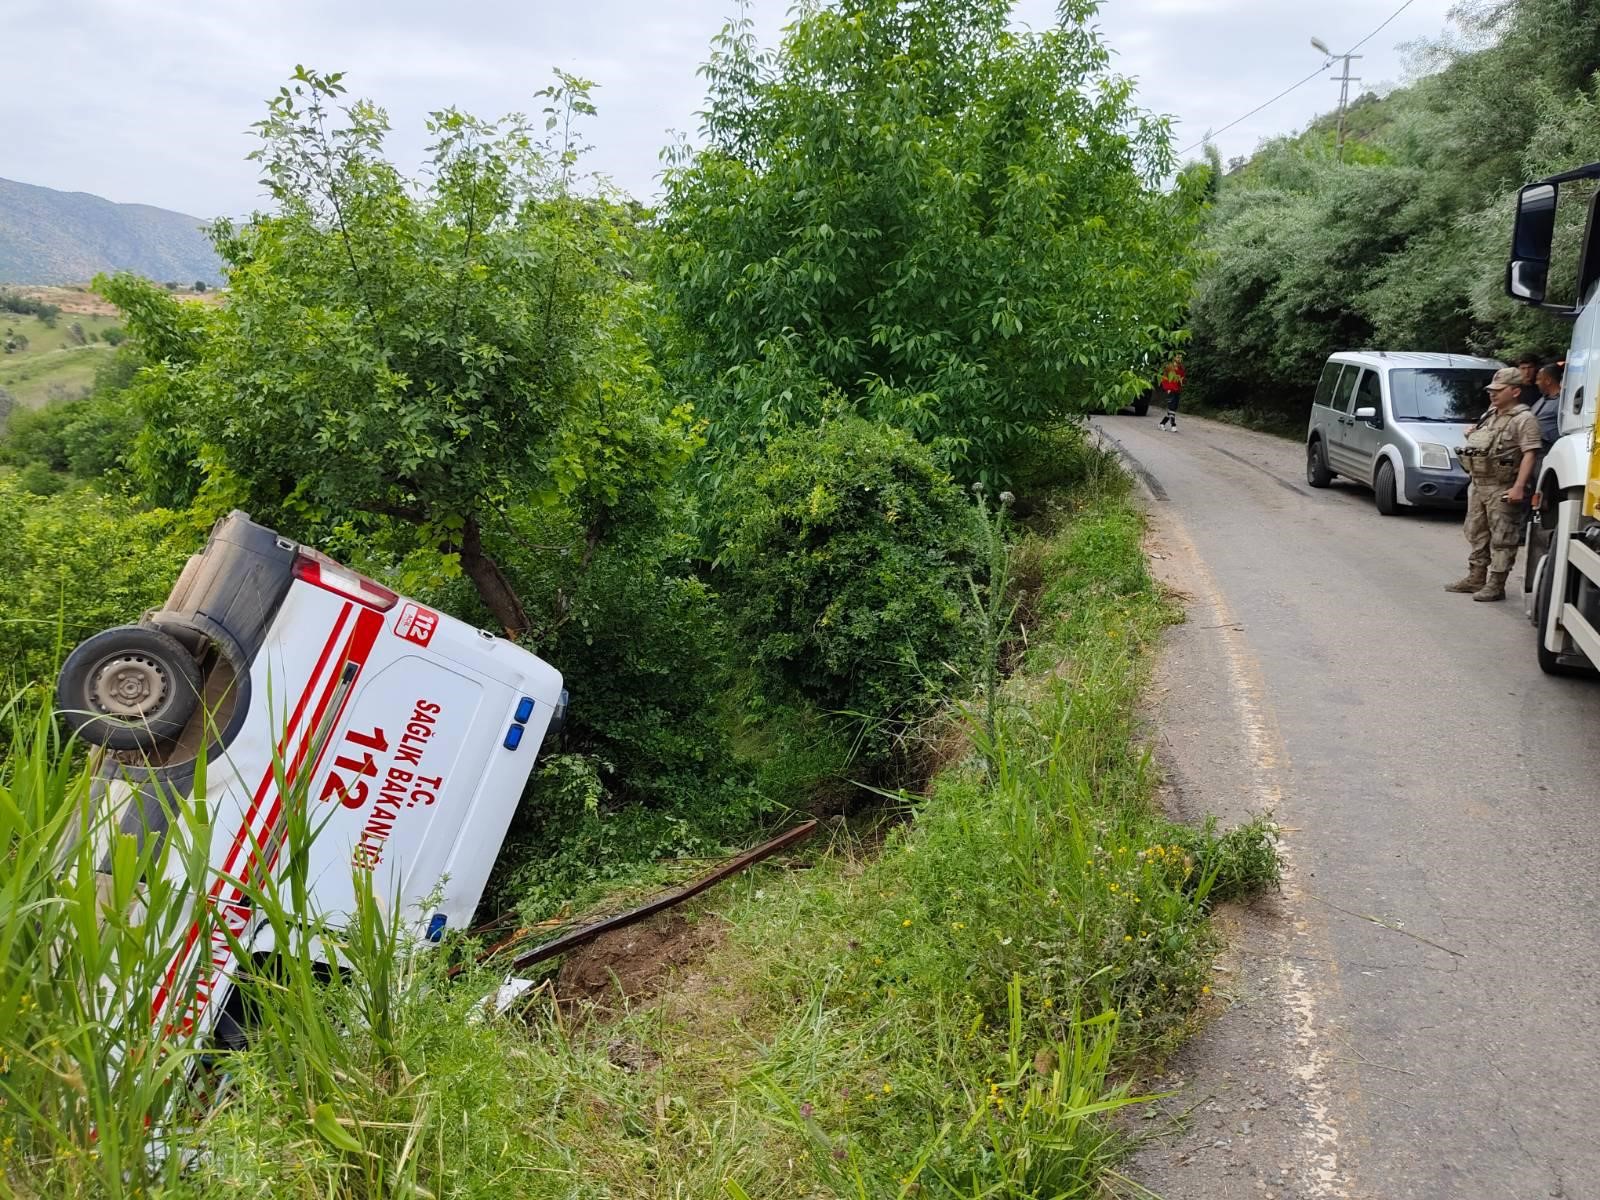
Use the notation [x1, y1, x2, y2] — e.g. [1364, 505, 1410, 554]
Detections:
[193, 280, 207, 293]
[659, 0, 1205, 480]
[106, 67, 695, 638]
[1185, 0, 1600, 418]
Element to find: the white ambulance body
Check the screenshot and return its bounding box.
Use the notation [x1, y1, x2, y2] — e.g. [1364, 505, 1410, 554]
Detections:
[56, 511, 563, 1047]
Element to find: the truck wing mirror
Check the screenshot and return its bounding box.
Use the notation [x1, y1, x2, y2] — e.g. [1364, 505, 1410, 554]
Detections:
[1506, 183, 1556, 305]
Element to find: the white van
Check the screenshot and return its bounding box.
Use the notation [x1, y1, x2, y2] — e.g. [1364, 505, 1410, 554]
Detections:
[56, 511, 564, 1046]
[1304, 351, 1506, 514]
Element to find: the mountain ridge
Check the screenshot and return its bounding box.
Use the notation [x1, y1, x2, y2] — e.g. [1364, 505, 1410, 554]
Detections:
[0, 177, 223, 286]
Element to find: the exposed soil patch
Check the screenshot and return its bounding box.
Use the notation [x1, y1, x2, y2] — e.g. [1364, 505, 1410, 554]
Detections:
[555, 911, 730, 1009]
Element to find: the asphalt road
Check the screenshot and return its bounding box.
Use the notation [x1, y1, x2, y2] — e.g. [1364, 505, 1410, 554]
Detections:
[1093, 412, 1600, 1200]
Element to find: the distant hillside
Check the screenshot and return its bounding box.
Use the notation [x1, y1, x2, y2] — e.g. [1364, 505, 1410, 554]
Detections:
[0, 178, 222, 286]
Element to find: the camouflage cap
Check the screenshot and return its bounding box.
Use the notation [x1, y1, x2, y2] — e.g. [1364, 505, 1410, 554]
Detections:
[1487, 367, 1522, 391]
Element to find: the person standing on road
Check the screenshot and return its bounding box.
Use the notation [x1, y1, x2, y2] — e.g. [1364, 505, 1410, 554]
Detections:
[1516, 354, 1543, 409]
[1157, 358, 1184, 431]
[1444, 367, 1543, 602]
[1531, 361, 1562, 451]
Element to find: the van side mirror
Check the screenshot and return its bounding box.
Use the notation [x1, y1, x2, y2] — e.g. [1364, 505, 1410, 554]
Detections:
[1506, 183, 1556, 305]
[1353, 406, 1379, 425]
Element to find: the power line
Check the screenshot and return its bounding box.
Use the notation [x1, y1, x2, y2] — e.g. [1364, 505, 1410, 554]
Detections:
[1176, 0, 1422, 159]
[1178, 63, 1331, 156]
[1346, 0, 1419, 55]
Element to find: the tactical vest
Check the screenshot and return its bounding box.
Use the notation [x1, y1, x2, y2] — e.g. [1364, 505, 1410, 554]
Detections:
[1461, 407, 1527, 487]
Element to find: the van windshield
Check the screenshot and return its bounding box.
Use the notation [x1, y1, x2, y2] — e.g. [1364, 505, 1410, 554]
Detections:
[1388, 368, 1497, 423]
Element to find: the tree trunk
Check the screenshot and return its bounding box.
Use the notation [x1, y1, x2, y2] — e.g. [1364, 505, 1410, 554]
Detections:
[454, 514, 531, 640]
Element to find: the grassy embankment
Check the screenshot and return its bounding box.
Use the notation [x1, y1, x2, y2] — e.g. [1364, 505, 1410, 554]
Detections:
[0, 449, 1277, 1199]
[0, 312, 120, 408]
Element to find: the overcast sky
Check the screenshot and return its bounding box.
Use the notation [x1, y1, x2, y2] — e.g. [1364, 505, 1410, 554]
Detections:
[4, 0, 1459, 219]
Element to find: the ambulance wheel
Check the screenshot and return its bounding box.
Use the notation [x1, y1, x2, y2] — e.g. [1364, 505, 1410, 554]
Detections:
[57, 625, 203, 751]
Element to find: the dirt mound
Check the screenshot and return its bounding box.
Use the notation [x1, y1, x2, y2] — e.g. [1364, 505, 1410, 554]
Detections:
[555, 911, 728, 1009]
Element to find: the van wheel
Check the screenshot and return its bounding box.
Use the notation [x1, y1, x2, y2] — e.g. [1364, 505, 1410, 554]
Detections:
[1373, 460, 1398, 515]
[57, 625, 202, 751]
[1306, 440, 1333, 488]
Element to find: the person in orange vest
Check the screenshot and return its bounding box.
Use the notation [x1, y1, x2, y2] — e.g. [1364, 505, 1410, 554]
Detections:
[1157, 359, 1185, 431]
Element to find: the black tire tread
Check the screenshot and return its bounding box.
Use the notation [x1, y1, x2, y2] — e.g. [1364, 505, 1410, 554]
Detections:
[1374, 459, 1398, 516]
[1306, 439, 1334, 488]
[56, 625, 203, 751]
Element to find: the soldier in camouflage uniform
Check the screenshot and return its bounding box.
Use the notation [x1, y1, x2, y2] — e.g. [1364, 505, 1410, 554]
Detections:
[1444, 367, 1543, 602]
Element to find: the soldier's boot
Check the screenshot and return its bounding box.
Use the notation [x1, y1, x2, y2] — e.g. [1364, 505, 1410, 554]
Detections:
[1444, 568, 1487, 593]
[1472, 572, 1509, 602]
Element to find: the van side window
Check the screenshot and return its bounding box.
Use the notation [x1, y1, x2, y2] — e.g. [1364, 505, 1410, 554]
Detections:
[1354, 369, 1382, 416]
[1330, 365, 1359, 414]
[1312, 361, 1337, 409]
[1314, 362, 1342, 408]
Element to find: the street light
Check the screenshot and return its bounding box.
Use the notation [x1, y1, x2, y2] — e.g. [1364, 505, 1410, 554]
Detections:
[1309, 35, 1359, 161]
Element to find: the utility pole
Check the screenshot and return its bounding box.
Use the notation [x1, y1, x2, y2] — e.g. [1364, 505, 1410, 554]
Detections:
[1310, 38, 1362, 162]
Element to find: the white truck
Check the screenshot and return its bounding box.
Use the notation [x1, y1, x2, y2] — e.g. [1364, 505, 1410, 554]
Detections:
[56, 511, 565, 1049]
[1505, 165, 1600, 676]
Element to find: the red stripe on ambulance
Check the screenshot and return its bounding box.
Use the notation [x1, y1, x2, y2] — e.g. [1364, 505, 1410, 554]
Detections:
[151, 604, 385, 1032]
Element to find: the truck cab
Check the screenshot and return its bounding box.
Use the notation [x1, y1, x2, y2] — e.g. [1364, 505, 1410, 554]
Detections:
[1505, 166, 1600, 674]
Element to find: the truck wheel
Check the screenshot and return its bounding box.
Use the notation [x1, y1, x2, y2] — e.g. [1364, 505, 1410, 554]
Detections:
[1533, 552, 1596, 677]
[57, 625, 203, 751]
[1373, 460, 1398, 515]
[1306, 440, 1333, 488]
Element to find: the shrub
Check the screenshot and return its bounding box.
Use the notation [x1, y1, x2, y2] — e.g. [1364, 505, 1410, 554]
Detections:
[0, 391, 140, 481]
[0, 290, 61, 321]
[718, 415, 981, 757]
[0, 477, 187, 688]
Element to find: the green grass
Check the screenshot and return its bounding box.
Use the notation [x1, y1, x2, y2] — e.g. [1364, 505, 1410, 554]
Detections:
[0, 449, 1278, 1199]
[0, 344, 112, 408]
[0, 313, 120, 408]
[0, 312, 122, 355]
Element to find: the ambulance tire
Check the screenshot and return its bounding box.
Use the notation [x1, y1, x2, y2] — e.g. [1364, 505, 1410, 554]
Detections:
[57, 625, 203, 751]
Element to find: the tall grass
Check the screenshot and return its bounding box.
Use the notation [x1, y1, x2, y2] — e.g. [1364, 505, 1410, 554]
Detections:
[0, 699, 211, 1195]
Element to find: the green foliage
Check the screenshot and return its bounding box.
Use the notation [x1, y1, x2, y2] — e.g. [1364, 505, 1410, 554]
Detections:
[0, 290, 61, 322]
[0, 476, 187, 688]
[1186, 0, 1600, 418]
[105, 68, 696, 638]
[719, 415, 981, 757]
[659, 0, 1205, 480]
[0, 389, 140, 482]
